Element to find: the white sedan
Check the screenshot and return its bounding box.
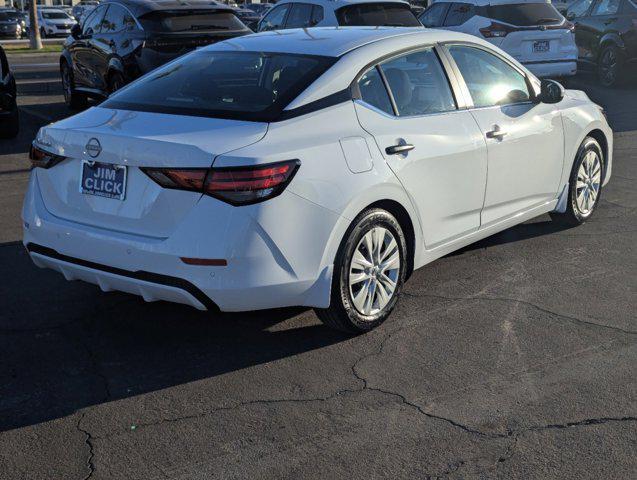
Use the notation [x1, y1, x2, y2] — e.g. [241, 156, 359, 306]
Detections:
[23, 27, 612, 332]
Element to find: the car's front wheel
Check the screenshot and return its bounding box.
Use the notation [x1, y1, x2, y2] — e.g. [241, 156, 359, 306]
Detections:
[315, 208, 407, 333]
[551, 136, 604, 226]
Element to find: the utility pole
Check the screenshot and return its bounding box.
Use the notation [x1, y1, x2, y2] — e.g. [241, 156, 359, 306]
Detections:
[28, 1, 43, 50]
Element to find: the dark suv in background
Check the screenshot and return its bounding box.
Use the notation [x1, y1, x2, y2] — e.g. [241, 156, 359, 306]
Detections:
[566, 0, 637, 86]
[60, 0, 251, 108]
[0, 45, 18, 139]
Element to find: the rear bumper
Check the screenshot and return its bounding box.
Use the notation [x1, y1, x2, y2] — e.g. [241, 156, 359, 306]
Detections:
[523, 60, 577, 78]
[22, 171, 338, 312]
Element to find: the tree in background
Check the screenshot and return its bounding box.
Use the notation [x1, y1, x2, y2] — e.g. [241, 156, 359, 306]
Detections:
[28, 1, 42, 50]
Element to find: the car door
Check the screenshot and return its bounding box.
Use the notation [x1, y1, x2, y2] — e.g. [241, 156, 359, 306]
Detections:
[257, 3, 291, 31]
[444, 44, 564, 226]
[567, 0, 598, 61]
[354, 47, 488, 248]
[587, 0, 622, 58]
[72, 4, 107, 88]
[91, 3, 130, 92]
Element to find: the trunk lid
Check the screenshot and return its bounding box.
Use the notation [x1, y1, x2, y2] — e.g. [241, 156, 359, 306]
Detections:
[36, 107, 267, 238]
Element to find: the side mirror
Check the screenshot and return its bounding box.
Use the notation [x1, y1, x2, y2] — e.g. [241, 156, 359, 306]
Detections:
[539, 79, 564, 104]
[71, 23, 81, 39]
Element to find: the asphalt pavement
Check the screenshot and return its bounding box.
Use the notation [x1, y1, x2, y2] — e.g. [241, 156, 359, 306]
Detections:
[0, 57, 635, 480]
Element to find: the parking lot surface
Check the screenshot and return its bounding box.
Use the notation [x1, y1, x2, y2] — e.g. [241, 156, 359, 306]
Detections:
[0, 60, 635, 479]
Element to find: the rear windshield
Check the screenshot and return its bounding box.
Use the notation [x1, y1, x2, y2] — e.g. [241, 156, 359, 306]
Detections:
[486, 3, 563, 26]
[139, 10, 247, 32]
[102, 51, 337, 122]
[336, 2, 422, 26]
[42, 11, 71, 20]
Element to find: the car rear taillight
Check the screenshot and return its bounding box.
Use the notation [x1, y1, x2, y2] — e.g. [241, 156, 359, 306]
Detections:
[29, 143, 66, 169]
[142, 160, 300, 206]
[479, 21, 515, 38]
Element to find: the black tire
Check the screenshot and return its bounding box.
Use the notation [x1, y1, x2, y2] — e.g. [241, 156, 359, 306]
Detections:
[108, 71, 125, 95]
[551, 136, 604, 227]
[60, 61, 87, 110]
[0, 107, 19, 139]
[597, 44, 623, 88]
[315, 208, 407, 333]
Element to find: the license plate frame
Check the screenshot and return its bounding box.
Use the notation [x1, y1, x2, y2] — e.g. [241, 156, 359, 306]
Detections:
[80, 160, 127, 201]
[533, 40, 550, 53]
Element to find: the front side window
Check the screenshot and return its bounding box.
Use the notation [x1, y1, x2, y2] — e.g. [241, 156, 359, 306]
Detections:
[448, 45, 531, 107]
[419, 2, 450, 27]
[258, 4, 290, 31]
[591, 0, 621, 15]
[379, 48, 456, 116]
[286, 3, 315, 28]
[566, 0, 594, 17]
[444, 2, 476, 26]
[358, 67, 394, 115]
[336, 2, 422, 26]
[102, 51, 336, 121]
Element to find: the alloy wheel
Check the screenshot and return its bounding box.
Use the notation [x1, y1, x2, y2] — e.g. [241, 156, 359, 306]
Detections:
[348, 226, 400, 316]
[576, 150, 602, 215]
[600, 48, 617, 86]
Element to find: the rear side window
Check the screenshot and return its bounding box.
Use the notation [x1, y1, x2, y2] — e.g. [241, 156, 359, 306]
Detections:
[358, 67, 394, 115]
[336, 2, 422, 26]
[102, 51, 336, 122]
[139, 10, 246, 32]
[591, 0, 621, 15]
[486, 3, 563, 26]
[419, 2, 450, 27]
[100, 5, 138, 33]
[448, 45, 531, 107]
[379, 48, 456, 116]
[82, 4, 107, 34]
[444, 2, 477, 26]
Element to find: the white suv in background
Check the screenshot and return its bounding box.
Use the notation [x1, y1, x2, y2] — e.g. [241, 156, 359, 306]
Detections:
[35, 8, 78, 38]
[257, 0, 422, 31]
[419, 0, 577, 78]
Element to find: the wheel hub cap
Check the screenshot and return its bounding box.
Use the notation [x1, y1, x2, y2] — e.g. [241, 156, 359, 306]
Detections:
[576, 151, 601, 215]
[349, 226, 400, 316]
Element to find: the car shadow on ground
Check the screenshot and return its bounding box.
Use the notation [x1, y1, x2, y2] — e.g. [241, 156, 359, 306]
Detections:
[449, 216, 576, 256]
[0, 241, 351, 432]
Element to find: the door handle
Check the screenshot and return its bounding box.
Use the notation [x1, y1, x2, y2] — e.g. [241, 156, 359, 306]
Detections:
[486, 125, 507, 140]
[385, 144, 415, 155]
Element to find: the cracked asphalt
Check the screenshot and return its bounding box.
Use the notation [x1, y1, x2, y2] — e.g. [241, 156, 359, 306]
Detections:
[0, 61, 636, 479]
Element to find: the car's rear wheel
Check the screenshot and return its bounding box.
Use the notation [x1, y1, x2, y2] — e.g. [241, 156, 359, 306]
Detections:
[551, 137, 604, 226]
[61, 61, 87, 110]
[315, 208, 407, 333]
[598, 44, 623, 88]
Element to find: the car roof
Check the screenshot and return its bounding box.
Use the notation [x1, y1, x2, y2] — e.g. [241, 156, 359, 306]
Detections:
[205, 27, 531, 110]
[276, 0, 411, 7]
[430, 0, 552, 5]
[104, 0, 235, 17]
[210, 26, 435, 57]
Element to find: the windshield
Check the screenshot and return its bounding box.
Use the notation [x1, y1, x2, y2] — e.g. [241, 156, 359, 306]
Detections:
[140, 10, 247, 32]
[0, 13, 9, 21]
[42, 11, 72, 20]
[102, 51, 337, 122]
[336, 3, 421, 26]
[486, 3, 563, 26]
